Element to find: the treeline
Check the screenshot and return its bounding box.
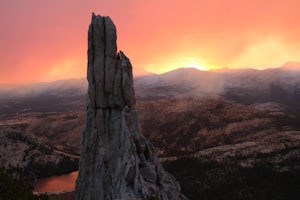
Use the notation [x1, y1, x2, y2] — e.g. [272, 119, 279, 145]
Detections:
[0, 167, 48, 200]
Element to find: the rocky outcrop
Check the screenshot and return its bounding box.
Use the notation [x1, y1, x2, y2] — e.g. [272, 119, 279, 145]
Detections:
[0, 128, 79, 178]
[75, 13, 187, 200]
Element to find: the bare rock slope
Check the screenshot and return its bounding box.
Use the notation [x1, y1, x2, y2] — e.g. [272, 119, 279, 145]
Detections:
[75, 14, 186, 200]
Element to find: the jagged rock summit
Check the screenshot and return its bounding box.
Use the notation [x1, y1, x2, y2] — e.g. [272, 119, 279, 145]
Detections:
[75, 13, 187, 200]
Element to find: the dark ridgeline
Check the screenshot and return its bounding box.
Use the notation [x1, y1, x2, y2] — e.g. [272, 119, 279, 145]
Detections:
[75, 13, 187, 200]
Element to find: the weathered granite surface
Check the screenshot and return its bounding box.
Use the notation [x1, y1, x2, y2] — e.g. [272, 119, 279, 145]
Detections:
[75, 13, 187, 200]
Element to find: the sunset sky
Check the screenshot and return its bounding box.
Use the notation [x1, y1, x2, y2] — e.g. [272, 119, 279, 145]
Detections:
[1, 0, 300, 84]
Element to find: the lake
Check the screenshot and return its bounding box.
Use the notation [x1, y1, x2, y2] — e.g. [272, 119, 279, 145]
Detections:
[32, 171, 78, 193]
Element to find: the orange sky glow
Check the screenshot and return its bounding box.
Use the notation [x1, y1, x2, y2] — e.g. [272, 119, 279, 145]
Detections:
[1, 0, 300, 84]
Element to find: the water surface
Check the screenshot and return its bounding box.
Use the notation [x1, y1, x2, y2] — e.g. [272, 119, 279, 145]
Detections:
[32, 171, 78, 193]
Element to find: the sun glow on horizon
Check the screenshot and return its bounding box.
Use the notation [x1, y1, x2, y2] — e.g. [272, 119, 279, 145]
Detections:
[1, 1, 300, 84]
[182, 62, 207, 71]
[144, 57, 211, 74]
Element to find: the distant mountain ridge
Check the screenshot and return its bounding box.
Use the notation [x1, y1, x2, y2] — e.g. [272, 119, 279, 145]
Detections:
[0, 67, 155, 100]
[280, 61, 300, 71]
[0, 63, 299, 112]
[133, 67, 155, 77]
[135, 65, 300, 107]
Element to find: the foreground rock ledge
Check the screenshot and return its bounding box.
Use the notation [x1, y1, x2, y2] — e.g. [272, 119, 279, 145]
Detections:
[75, 13, 188, 200]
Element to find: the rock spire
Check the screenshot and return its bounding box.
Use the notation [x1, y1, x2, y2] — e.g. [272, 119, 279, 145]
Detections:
[75, 13, 187, 200]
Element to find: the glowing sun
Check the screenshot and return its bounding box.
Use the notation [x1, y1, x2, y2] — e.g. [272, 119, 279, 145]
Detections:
[183, 62, 206, 70]
[181, 58, 207, 71]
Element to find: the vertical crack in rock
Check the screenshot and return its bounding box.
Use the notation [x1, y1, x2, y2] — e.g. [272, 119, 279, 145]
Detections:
[75, 13, 188, 200]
